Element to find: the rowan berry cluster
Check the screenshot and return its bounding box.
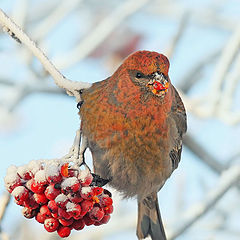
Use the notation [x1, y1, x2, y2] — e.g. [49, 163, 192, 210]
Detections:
[4, 160, 113, 238]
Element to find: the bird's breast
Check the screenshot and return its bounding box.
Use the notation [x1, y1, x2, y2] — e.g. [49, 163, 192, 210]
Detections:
[80, 83, 173, 197]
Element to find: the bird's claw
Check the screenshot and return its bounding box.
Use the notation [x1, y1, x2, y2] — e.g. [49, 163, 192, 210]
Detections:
[90, 173, 112, 187]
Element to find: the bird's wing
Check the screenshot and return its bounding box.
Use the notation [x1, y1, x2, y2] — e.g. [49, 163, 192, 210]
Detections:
[168, 86, 187, 170]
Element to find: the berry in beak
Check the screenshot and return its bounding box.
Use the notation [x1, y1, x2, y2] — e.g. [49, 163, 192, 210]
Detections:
[146, 72, 169, 96]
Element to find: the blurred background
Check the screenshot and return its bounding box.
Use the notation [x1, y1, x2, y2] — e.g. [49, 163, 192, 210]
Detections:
[0, 0, 240, 239]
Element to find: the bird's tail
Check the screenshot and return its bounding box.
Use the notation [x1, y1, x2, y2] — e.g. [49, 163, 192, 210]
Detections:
[137, 192, 167, 240]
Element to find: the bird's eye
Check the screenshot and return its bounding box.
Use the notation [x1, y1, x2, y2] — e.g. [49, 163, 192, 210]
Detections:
[136, 72, 143, 79]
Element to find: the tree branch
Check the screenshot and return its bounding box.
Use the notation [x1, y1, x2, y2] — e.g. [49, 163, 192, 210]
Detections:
[53, 0, 152, 70]
[0, 192, 11, 224]
[0, 8, 91, 102]
[168, 164, 240, 239]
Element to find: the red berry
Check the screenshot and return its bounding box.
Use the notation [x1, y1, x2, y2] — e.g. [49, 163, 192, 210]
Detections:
[48, 200, 58, 213]
[17, 166, 33, 180]
[80, 187, 94, 200]
[4, 173, 22, 193]
[72, 219, 85, 230]
[46, 165, 62, 183]
[104, 205, 113, 215]
[68, 168, 78, 177]
[22, 207, 38, 219]
[44, 184, 61, 200]
[153, 81, 165, 90]
[78, 170, 93, 186]
[33, 193, 48, 205]
[89, 207, 104, 221]
[67, 192, 83, 203]
[40, 205, 52, 218]
[26, 160, 41, 175]
[80, 200, 93, 213]
[99, 215, 111, 224]
[66, 202, 81, 218]
[60, 163, 78, 177]
[51, 213, 58, 218]
[57, 226, 71, 238]
[83, 214, 95, 226]
[44, 218, 59, 232]
[73, 214, 83, 220]
[58, 218, 74, 226]
[93, 187, 104, 196]
[55, 194, 68, 208]
[35, 212, 46, 224]
[12, 186, 29, 202]
[58, 207, 72, 220]
[34, 170, 48, 185]
[24, 194, 39, 209]
[99, 194, 113, 208]
[15, 198, 25, 206]
[61, 177, 80, 193]
[94, 221, 102, 226]
[25, 178, 34, 191]
[30, 180, 46, 194]
[60, 163, 69, 177]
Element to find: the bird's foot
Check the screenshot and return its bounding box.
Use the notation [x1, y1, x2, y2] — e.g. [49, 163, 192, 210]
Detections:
[90, 173, 112, 187]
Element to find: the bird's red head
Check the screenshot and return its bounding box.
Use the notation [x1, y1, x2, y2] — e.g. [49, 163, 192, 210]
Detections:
[120, 50, 170, 97]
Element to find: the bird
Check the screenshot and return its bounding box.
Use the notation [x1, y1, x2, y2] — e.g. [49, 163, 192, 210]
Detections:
[79, 50, 187, 240]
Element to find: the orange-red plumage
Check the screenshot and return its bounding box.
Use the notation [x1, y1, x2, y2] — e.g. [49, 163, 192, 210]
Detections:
[79, 50, 187, 240]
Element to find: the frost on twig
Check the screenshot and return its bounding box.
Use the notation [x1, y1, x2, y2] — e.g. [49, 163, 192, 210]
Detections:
[0, 192, 11, 240]
[0, 8, 91, 102]
[0, 192, 11, 223]
[2, 26, 21, 43]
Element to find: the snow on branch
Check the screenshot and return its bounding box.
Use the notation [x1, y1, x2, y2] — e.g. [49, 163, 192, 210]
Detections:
[0, 192, 10, 224]
[0, 8, 91, 102]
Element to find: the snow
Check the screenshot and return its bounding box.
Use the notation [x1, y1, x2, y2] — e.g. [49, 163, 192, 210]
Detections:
[6, 165, 17, 175]
[81, 186, 91, 194]
[61, 177, 78, 189]
[45, 162, 59, 177]
[4, 172, 19, 185]
[55, 193, 67, 203]
[17, 165, 29, 176]
[78, 169, 90, 181]
[66, 202, 76, 212]
[34, 170, 46, 183]
[11, 186, 25, 197]
[27, 160, 41, 174]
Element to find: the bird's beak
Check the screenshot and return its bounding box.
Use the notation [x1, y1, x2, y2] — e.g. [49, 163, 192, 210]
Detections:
[146, 72, 169, 95]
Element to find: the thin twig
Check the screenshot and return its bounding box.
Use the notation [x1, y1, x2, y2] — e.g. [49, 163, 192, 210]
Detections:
[183, 134, 226, 174]
[31, 0, 82, 41]
[53, 0, 152, 70]
[168, 164, 240, 240]
[0, 192, 11, 240]
[219, 52, 240, 112]
[177, 49, 220, 93]
[0, 192, 11, 224]
[206, 24, 240, 112]
[0, 8, 91, 102]
[165, 11, 189, 59]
